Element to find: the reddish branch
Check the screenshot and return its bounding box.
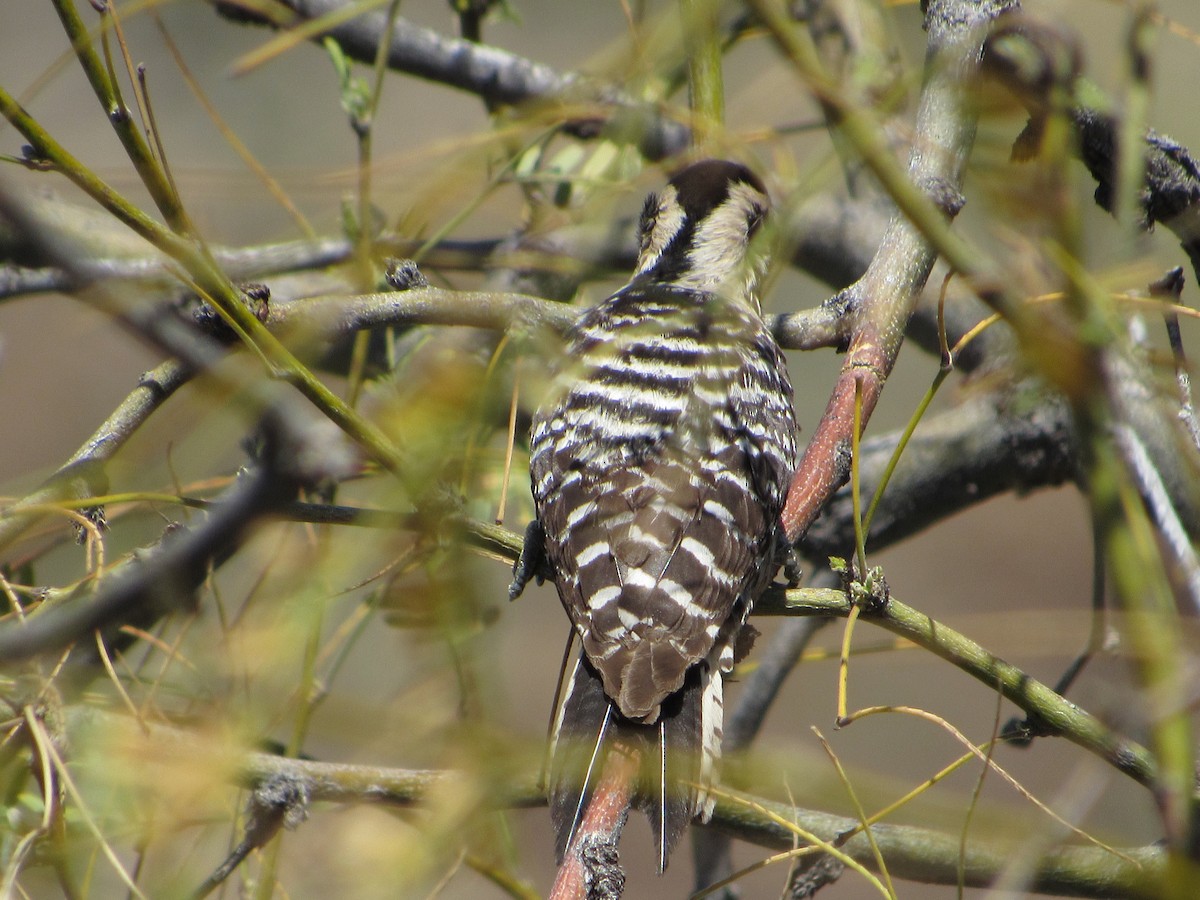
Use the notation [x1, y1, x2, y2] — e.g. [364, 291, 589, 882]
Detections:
[782, 350, 886, 541]
[549, 743, 638, 900]
[780, 0, 998, 543]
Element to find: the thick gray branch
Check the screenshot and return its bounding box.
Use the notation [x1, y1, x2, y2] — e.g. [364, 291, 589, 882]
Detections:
[803, 384, 1077, 559]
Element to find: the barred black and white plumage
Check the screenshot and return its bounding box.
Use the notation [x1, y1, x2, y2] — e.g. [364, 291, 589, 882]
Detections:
[519, 159, 799, 871]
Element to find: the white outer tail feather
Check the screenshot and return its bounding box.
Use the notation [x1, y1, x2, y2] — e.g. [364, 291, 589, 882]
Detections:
[549, 648, 733, 871]
[696, 653, 725, 823]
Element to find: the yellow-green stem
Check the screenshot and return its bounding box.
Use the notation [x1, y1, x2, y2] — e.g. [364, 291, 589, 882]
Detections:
[863, 369, 949, 535]
[51, 0, 192, 234]
[1086, 428, 1196, 891]
[681, 0, 725, 147]
[851, 376, 867, 574]
[1114, 6, 1154, 251]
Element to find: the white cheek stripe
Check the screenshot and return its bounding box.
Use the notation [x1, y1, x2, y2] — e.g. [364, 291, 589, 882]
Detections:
[677, 182, 766, 294]
[636, 185, 684, 274]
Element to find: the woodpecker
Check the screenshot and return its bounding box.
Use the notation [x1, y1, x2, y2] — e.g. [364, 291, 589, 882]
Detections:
[515, 159, 799, 871]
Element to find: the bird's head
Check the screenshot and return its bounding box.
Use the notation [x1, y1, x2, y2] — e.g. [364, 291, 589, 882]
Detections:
[633, 159, 770, 302]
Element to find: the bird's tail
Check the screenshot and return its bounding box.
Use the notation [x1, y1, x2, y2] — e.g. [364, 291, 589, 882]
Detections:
[548, 655, 723, 872]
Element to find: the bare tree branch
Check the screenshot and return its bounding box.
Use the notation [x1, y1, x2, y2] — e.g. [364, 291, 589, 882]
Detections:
[214, 0, 690, 159]
[67, 708, 1165, 898]
[0, 453, 290, 665]
[707, 787, 1164, 899]
[802, 385, 1077, 559]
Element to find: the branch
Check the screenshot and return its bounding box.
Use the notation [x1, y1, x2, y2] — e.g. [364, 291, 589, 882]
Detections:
[214, 0, 690, 159]
[549, 744, 636, 900]
[268, 284, 575, 336]
[708, 788, 1164, 899]
[68, 708, 1164, 898]
[762, 0, 1012, 543]
[801, 384, 1077, 560]
[265, 282, 876, 356]
[0, 359, 189, 554]
[0, 447, 292, 665]
[757, 586, 1158, 790]
[0, 235, 503, 301]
